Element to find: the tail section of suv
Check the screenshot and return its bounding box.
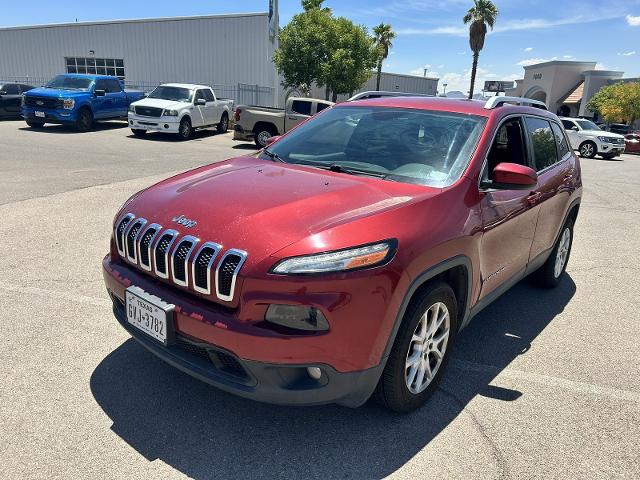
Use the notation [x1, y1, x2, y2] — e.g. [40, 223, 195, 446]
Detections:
[560, 117, 626, 159]
[103, 97, 582, 412]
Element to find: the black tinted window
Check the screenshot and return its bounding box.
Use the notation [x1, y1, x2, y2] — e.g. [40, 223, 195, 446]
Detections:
[486, 118, 528, 179]
[106, 79, 122, 93]
[525, 117, 558, 171]
[195, 90, 207, 101]
[551, 122, 571, 159]
[203, 89, 215, 102]
[1, 84, 19, 94]
[561, 120, 575, 130]
[316, 102, 331, 113]
[20, 85, 35, 93]
[94, 79, 108, 92]
[291, 100, 312, 116]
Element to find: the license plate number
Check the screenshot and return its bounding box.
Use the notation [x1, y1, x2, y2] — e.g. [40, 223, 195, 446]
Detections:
[125, 287, 174, 344]
[35, 111, 45, 118]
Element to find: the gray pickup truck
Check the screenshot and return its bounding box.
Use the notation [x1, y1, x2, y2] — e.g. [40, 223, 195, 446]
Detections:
[233, 96, 334, 147]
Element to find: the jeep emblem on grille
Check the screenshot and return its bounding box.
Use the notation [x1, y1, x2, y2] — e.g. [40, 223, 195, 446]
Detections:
[172, 215, 197, 228]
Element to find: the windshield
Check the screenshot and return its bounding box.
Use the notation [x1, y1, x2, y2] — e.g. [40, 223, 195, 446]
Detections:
[259, 106, 486, 187]
[148, 86, 193, 102]
[45, 75, 93, 91]
[576, 120, 601, 131]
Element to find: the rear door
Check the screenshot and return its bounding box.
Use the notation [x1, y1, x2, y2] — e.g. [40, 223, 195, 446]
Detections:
[527, 117, 577, 261]
[285, 99, 312, 131]
[0, 83, 22, 114]
[478, 115, 541, 298]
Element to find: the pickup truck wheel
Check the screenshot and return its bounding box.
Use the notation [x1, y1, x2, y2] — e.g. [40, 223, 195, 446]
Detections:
[75, 108, 93, 132]
[374, 282, 457, 413]
[26, 121, 45, 128]
[532, 218, 574, 288]
[255, 129, 274, 148]
[178, 117, 192, 140]
[131, 129, 146, 137]
[217, 113, 229, 133]
[578, 141, 596, 158]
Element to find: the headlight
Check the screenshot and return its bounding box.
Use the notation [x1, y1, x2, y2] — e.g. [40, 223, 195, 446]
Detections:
[62, 98, 75, 110]
[271, 240, 397, 274]
[598, 136, 613, 143]
[163, 109, 179, 116]
[128, 104, 135, 113]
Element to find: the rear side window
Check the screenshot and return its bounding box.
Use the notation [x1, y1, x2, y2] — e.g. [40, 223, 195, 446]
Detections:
[291, 100, 312, 116]
[524, 117, 558, 171]
[316, 102, 331, 113]
[203, 89, 215, 102]
[551, 122, 571, 159]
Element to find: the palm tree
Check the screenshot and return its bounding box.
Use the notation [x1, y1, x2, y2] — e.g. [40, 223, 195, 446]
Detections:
[373, 23, 396, 91]
[463, 0, 499, 99]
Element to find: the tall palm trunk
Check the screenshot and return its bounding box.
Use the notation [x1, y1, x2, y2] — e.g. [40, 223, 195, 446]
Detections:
[468, 52, 479, 99]
[376, 60, 382, 91]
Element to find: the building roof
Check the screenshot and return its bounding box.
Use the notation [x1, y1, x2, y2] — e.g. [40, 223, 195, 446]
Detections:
[562, 81, 585, 104]
[523, 60, 596, 70]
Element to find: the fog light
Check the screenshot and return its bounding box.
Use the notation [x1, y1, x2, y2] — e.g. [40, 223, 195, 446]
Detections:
[129, 120, 133, 125]
[307, 367, 322, 380]
[164, 124, 169, 129]
[265, 305, 329, 332]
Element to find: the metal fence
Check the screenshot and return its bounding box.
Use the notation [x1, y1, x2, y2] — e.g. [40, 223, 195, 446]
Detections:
[2, 75, 275, 107]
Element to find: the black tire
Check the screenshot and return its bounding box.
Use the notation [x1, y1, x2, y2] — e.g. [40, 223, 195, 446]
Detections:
[26, 120, 44, 128]
[217, 113, 229, 133]
[600, 153, 617, 160]
[131, 129, 147, 137]
[578, 141, 597, 158]
[75, 108, 93, 132]
[178, 117, 192, 140]
[254, 126, 275, 148]
[532, 218, 574, 288]
[374, 282, 458, 413]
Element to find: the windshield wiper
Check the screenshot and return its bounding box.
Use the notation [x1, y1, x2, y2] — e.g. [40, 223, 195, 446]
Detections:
[292, 161, 387, 179]
[262, 149, 286, 163]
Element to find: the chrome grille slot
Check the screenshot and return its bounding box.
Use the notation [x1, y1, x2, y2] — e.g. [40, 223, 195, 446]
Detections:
[216, 249, 247, 302]
[125, 218, 147, 263]
[192, 242, 222, 295]
[115, 213, 134, 256]
[153, 230, 178, 278]
[138, 224, 161, 271]
[171, 236, 198, 287]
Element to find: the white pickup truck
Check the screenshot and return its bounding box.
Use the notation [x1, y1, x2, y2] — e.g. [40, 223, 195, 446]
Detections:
[128, 83, 234, 140]
[233, 97, 334, 147]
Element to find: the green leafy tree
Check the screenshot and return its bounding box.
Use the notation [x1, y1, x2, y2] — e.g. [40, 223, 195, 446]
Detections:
[373, 23, 396, 91]
[463, 0, 499, 99]
[588, 81, 640, 125]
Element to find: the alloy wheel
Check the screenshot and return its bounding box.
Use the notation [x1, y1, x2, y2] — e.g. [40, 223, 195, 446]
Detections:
[554, 228, 571, 278]
[405, 302, 450, 394]
[580, 143, 594, 157]
[257, 131, 271, 147]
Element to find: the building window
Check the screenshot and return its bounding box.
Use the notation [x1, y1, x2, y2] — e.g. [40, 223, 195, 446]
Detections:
[65, 57, 125, 79]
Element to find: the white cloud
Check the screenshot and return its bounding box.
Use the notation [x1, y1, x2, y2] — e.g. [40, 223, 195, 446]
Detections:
[524, 47, 533, 52]
[516, 57, 557, 66]
[563, 55, 575, 59]
[595, 63, 607, 70]
[626, 14, 640, 26]
[618, 50, 636, 56]
[437, 68, 520, 95]
[409, 64, 432, 76]
[437, 64, 445, 69]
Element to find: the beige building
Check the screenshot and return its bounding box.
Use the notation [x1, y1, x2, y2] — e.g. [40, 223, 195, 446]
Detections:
[505, 60, 627, 119]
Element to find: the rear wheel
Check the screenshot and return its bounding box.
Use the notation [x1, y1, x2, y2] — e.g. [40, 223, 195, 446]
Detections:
[254, 127, 275, 148]
[75, 108, 93, 132]
[217, 113, 229, 133]
[131, 129, 146, 137]
[178, 117, 192, 140]
[578, 141, 596, 158]
[26, 120, 44, 128]
[601, 153, 617, 160]
[532, 218, 574, 288]
[374, 282, 457, 413]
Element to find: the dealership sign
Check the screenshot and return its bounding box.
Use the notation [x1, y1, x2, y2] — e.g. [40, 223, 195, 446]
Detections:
[484, 81, 516, 92]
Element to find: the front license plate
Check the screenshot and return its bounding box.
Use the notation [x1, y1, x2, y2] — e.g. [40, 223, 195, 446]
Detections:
[35, 111, 45, 118]
[125, 286, 174, 344]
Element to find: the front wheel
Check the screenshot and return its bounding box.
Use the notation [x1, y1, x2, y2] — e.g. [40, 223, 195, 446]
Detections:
[532, 218, 574, 288]
[75, 109, 93, 132]
[578, 141, 597, 158]
[131, 129, 146, 137]
[601, 153, 618, 160]
[26, 120, 45, 128]
[374, 282, 457, 413]
[178, 117, 192, 140]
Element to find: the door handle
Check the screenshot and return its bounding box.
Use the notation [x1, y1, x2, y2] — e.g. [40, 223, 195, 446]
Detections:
[527, 191, 542, 206]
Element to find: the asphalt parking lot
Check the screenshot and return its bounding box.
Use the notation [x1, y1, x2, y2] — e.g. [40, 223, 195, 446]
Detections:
[1, 118, 639, 480]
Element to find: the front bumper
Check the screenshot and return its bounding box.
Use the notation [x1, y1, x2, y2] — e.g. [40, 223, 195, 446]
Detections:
[22, 106, 76, 124]
[128, 113, 180, 133]
[598, 143, 625, 156]
[103, 255, 389, 407]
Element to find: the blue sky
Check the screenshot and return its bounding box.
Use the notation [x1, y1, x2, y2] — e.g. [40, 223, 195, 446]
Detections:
[3, 0, 640, 94]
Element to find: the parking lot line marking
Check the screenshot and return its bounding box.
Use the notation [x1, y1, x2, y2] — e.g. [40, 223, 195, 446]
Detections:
[451, 358, 640, 403]
[0, 284, 110, 308]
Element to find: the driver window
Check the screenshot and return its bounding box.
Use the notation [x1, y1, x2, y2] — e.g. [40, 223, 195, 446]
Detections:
[195, 90, 206, 102]
[486, 117, 527, 180]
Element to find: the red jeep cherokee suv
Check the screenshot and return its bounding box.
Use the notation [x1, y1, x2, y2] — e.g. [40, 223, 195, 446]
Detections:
[103, 96, 582, 412]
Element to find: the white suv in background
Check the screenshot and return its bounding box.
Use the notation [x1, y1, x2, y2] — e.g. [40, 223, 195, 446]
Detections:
[560, 117, 626, 159]
[128, 83, 234, 140]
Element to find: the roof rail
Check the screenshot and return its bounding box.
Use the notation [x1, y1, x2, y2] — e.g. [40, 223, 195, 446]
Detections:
[484, 96, 548, 110]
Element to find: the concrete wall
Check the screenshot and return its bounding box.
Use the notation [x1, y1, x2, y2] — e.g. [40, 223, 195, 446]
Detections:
[579, 70, 624, 117]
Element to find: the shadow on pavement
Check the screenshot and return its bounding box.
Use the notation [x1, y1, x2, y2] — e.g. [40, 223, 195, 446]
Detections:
[18, 120, 128, 134]
[126, 129, 229, 142]
[91, 276, 576, 479]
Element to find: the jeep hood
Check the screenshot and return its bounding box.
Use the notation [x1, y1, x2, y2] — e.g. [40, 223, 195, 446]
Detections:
[122, 156, 434, 260]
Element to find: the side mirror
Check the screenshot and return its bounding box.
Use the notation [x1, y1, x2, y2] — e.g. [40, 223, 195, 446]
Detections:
[571, 126, 579, 131]
[94, 89, 106, 97]
[484, 163, 538, 190]
[195, 98, 206, 106]
[265, 135, 281, 146]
